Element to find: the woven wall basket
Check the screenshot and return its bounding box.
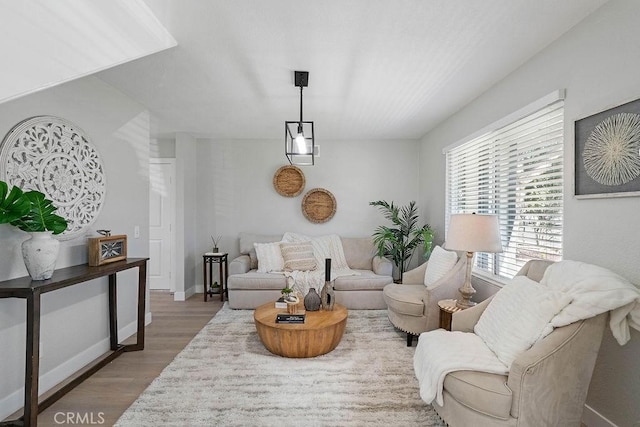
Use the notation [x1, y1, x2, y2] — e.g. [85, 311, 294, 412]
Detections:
[273, 165, 305, 197]
[301, 188, 336, 223]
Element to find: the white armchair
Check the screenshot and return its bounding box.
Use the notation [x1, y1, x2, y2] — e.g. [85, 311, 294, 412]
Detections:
[382, 250, 466, 346]
[427, 260, 608, 426]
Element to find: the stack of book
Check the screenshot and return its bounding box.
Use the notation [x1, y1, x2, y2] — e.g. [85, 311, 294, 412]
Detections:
[275, 297, 287, 309]
[275, 313, 306, 324]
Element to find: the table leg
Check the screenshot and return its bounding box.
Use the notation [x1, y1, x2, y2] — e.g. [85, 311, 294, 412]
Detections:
[108, 274, 118, 350]
[135, 262, 146, 350]
[219, 258, 224, 302]
[224, 256, 228, 301]
[203, 257, 208, 302]
[24, 292, 41, 427]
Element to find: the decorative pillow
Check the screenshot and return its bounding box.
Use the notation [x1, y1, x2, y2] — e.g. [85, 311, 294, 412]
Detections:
[254, 242, 284, 273]
[424, 246, 458, 287]
[280, 242, 317, 271]
[474, 276, 572, 368]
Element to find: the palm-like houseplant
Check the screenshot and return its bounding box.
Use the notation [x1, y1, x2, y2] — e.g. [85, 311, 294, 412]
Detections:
[370, 200, 433, 282]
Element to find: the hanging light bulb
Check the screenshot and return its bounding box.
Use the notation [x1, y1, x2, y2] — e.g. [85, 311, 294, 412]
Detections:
[295, 124, 307, 154]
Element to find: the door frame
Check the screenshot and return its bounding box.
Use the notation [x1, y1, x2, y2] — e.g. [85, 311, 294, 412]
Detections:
[150, 158, 177, 293]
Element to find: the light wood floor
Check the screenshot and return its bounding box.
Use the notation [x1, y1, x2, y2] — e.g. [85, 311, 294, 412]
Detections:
[6, 291, 223, 427]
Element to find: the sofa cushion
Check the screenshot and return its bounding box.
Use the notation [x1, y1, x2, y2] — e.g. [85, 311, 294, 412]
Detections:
[254, 242, 284, 273]
[227, 272, 287, 290]
[382, 283, 425, 317]
[443, 370, 512, 420]
[474, 275, 571, 368]
[333, 270, 392, 291]
[341, 237, 375, 270]
[280, 242, 317, 271]
[424, 246, 458, 287]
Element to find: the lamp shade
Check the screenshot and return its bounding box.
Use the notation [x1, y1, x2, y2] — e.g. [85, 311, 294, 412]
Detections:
[444, 214, 503, 253]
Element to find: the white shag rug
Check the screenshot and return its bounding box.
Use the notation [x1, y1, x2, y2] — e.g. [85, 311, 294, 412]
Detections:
[116, 305, 444, 426]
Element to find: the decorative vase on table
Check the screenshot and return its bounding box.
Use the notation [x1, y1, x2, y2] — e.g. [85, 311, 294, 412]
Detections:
[21, 231, 60, 280]
[304, 288, 322, 311]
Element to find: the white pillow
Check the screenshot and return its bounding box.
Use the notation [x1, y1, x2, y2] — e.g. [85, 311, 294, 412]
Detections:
[474, 276, 572, 368]
[424, 246, 458, 287]
[254, 242, 284, 273]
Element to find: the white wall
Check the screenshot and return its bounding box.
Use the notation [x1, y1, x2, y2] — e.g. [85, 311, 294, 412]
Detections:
[0, 76, 151, 419]
[419, 0, 640, 425]
[194, 138, 422, 288]
[174, 133, 198, 299]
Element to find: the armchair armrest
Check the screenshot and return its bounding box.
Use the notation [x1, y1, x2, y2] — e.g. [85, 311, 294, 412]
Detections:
[507, 313, 607, 421]
[229, 255, 251, 275]
[402, 262, 428, 284]
[451, 297, 493, 332]
[372, 256, 393, 276]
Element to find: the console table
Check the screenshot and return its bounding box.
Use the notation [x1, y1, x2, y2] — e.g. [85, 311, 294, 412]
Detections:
[0, 258, 149, 427]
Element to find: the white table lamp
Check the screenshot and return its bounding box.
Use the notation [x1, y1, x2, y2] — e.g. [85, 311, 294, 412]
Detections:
[444, 213, 503, 309]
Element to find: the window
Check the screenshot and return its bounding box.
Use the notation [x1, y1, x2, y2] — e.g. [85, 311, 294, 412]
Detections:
[445, 95, 564, 280]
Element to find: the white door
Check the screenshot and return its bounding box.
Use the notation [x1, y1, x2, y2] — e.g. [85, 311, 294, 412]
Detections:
[149, 159, 176, 291]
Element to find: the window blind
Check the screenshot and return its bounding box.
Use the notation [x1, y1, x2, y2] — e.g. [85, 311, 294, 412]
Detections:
[445, 100, 564, 279]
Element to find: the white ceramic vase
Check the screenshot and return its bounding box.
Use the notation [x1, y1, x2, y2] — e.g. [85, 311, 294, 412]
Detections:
[22, 231, 60, 280]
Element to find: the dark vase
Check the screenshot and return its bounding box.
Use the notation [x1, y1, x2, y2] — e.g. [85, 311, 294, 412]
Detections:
[304, 288, 322, 311]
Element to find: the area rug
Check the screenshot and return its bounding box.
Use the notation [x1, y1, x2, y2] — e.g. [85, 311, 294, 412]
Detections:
[115, 305, 445, 426]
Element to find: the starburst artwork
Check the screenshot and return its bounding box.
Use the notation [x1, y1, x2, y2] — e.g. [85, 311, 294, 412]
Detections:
[583, 113, 640, 186]
[575, 98, 640, 198]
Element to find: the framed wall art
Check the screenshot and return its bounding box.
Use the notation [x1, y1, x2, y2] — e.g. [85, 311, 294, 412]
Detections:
[574, 98, 640, 198]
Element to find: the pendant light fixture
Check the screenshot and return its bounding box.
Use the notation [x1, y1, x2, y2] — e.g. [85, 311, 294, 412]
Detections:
[285, 71, 314, 165]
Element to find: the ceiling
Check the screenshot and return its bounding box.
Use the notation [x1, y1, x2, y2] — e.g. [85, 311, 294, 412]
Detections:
[99, 1, 609, 140]
[0, 1, 175, 105]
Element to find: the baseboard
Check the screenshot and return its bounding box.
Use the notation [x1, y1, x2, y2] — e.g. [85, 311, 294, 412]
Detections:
[582, 404, 618, 427]
[174, 285, 197, 302]
[0, 312, 152, 421]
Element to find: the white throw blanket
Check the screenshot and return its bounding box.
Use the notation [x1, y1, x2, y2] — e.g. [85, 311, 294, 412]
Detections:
[540, 260, 640, 345]
[413, 330, 508, 406]
[281, 232, 358, 296]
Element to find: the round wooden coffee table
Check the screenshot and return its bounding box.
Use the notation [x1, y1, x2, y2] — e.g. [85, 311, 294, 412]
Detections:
[254, 302, 348, 358]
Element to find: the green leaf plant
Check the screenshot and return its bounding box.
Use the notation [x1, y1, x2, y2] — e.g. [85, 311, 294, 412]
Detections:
[0, 180, 68, 235]
[369, 200, 433, 282]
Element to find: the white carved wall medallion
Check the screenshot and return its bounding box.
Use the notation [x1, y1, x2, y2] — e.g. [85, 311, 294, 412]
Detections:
[0, 116, 106, 240]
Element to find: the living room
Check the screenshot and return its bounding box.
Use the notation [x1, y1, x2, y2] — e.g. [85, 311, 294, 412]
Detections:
[0, 1, 639, 426]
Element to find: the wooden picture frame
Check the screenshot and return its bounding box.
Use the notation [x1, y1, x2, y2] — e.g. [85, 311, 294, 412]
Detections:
[574, 98, 640, 199]
[88, 234, 128, 266]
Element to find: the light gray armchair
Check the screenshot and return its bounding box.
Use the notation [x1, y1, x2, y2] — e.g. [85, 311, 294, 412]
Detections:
[431, 260, 607, 427]
[383, 255, 466, 346]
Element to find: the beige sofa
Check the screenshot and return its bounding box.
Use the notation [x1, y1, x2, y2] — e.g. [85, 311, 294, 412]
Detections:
[227, 232, 394, 309]
[430, 260, 607, 426]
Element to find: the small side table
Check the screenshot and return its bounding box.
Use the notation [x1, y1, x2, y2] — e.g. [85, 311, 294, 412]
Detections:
[203, 253, 228, 302]
[438, 299, 465, 331]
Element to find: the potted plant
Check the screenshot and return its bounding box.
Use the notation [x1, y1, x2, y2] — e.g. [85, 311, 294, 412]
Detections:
[281, 285, 296, 301]
[370, 200, 433, 282]
[0, 180, 68, 280]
